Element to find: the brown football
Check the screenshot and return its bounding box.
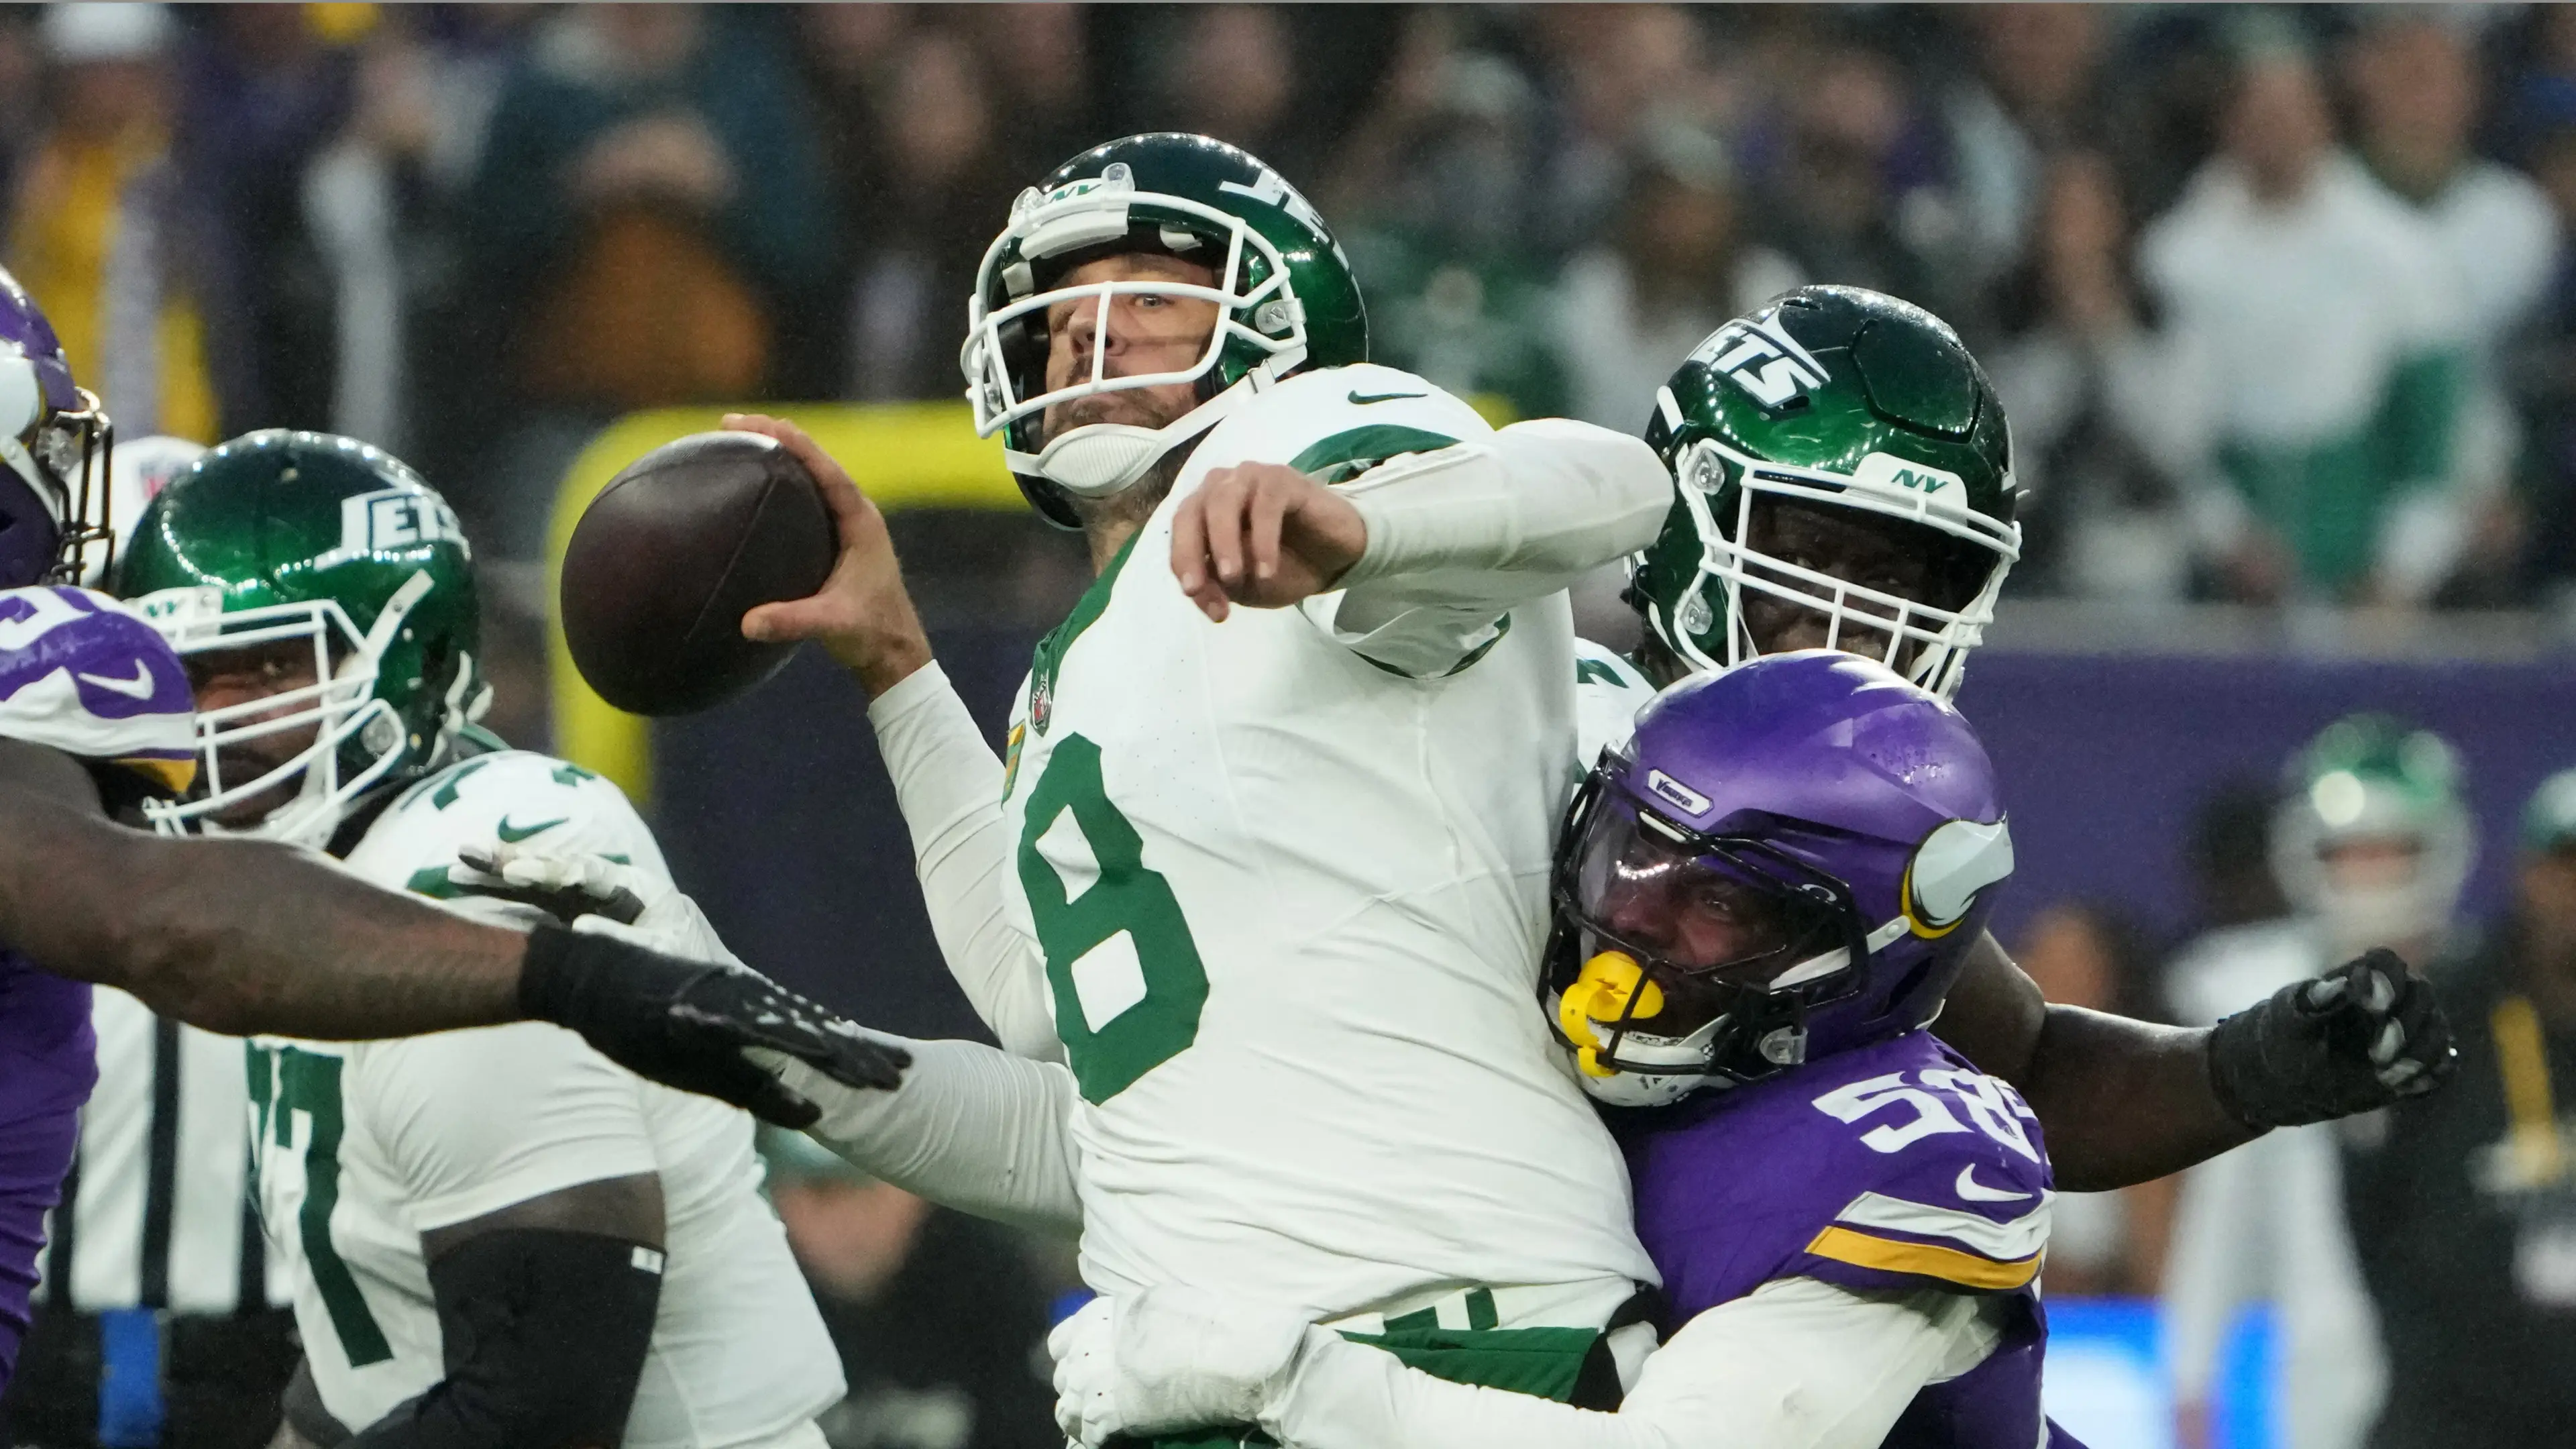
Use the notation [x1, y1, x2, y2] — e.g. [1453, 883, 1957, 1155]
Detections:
[559, 431, 836, 716]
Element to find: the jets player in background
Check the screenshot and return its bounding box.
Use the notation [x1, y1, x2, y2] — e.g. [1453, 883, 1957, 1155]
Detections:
[0, 272, 896, 1393]
[119, 432, 847, 1449]
[1056, 653, 2071, 1449]
[2163, 716, 2472, 1449]
[731, 134, 2451, 1441]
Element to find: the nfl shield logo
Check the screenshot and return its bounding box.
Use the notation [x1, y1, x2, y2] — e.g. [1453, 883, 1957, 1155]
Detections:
[1030, 674, 1053, 735]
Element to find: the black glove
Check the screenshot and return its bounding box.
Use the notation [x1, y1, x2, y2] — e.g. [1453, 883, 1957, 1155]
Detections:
[517, 922, 909, 1128]
[2207, 947, 2458, 1130]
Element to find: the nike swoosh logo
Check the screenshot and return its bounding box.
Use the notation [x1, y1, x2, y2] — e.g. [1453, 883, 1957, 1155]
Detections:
[1955, 1165, 2033, 1203]
[496, 816, 568, 844]
[74, 662, 158, 700]
[1348, 390, 1427, 405]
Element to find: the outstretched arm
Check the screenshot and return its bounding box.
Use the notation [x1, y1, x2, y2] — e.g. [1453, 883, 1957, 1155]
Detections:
[0, 740, 904, 1125]
[1936, 934, 2245, 1191]
[773, 1034, 1084, 1236]
[1937, 934, 2453, 1191]
[0, 746, 523, 1037]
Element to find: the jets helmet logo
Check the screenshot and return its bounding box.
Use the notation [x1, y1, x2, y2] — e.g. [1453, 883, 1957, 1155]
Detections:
[314, 488, 469, 568]
[1218, 166, 1330, 237]
[1693, 310, 1829, 410]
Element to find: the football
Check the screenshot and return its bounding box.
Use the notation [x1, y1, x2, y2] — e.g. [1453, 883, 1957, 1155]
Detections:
[559, 430, 837, 716]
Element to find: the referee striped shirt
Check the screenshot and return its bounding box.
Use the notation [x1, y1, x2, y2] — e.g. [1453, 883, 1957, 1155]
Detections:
[36, 987, 286, 1315]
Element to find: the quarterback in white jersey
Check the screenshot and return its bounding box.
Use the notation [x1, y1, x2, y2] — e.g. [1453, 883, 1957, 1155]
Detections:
[120, 433, 845, 1449]
[743, 133, 1670, 1387]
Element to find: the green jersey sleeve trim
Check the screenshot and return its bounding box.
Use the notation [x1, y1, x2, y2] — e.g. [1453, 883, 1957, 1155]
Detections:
[1291, 425, 1463, 484]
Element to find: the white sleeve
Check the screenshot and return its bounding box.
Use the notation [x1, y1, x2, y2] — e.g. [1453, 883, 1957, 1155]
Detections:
[1260, 1277, 1994, 1449]
[356, 1024, 657, 1232]
[771, 1034, 1082, 1237]
[865, 663, 1063, 1061]
[1309, 420, 1670, 678]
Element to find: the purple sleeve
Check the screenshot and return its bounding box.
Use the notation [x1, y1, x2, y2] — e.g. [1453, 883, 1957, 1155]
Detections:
[1628, 1032, 2056, 1321]
[0, 957, 95, 1390]
[0, 586, 196, 792]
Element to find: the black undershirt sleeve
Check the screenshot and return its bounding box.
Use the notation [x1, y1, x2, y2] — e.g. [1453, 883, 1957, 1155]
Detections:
[345, 1228, 663, 1449]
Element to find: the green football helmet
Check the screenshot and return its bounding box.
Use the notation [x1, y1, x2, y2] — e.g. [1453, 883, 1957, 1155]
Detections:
[1626, 286, 2021, 697]
[2271, 714, 2473, 956]
[961, 131, 1368, 527]
[117, 430, 486, 847]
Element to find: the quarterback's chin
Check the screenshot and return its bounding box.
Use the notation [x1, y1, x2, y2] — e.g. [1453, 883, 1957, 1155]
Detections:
[1044, 389, 1192, 439]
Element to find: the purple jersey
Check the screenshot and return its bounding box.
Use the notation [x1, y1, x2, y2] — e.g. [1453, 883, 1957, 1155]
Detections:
[1621, 1029, 2081, 1449]
[0, 585, 193, 1385]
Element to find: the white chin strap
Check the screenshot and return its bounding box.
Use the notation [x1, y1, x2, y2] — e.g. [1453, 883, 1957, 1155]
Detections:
[1007, 378, 1254, 499]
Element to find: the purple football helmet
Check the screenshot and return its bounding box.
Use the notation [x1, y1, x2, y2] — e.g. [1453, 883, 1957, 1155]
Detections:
[1546, 650, 2014, 1107]
[0, 266, 113, 589]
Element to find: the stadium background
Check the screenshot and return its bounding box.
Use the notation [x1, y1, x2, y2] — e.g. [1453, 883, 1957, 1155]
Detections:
[15, 3, 2576, 1446]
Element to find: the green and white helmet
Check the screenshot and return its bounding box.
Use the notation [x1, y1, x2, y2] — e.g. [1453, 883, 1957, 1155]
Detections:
[1626, 286, 2021, 696]
[961, 131, 1368, 527]
[2271, 714, 2473, 955]
[117, 430, 486, 847]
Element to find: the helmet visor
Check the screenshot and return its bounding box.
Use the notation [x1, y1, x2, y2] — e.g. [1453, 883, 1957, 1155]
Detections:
[1564, 791, 1851, 986]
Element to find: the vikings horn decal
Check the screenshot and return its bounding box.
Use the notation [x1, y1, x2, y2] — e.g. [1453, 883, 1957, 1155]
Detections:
[1901, 816, 2014, 938]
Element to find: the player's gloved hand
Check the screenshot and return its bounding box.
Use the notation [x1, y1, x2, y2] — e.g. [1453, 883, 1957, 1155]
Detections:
[451, 843, 651, 927]
[2207, 947, 2457, 1130]
[1049, 1287, 1309, 1448]
[517, 919, 909, 1129]
[451, 843, 751, 970]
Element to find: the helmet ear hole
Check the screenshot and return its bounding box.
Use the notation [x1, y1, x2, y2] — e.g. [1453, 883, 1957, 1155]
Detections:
[359, 710, 402, 757]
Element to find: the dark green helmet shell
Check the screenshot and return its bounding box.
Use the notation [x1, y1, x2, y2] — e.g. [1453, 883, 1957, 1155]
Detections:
[119, 430, 482, 835]
[963, 132, 1367, 527]
[1627, 285, 2021, 696]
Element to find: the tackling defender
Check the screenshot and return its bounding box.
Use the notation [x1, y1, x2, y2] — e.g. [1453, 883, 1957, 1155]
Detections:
[1056, 652, 2076, 1448]
[0, 268, 898, 1392]
[121, 433, 847, 1449]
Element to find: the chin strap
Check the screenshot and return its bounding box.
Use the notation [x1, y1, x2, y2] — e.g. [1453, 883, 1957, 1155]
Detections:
[1009, 374, 1262, 500]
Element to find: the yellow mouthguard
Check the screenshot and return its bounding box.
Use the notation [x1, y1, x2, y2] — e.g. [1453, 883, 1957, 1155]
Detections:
[1559, 951, 1665, 1075]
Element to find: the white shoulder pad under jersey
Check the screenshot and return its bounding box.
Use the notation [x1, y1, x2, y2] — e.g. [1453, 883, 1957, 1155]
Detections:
[0, 585, 194, 792]
[1213, 363, 1495, 484]
[347, 749, 672, 901]
[1572, 636, 1654, 774]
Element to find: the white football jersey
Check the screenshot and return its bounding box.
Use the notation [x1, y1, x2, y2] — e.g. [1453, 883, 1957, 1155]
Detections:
[1000, 364, 1656, 1319]
[246, 750, 841, 1446]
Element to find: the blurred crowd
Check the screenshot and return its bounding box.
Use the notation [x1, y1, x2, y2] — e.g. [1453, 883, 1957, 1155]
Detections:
[11, 3, 2576, 617]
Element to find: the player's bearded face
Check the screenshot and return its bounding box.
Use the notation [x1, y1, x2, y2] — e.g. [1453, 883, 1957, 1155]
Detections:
[185, 639, 324, 828]
[1737, 501, 1963, 672]
[1038, 253, 1222, 444]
